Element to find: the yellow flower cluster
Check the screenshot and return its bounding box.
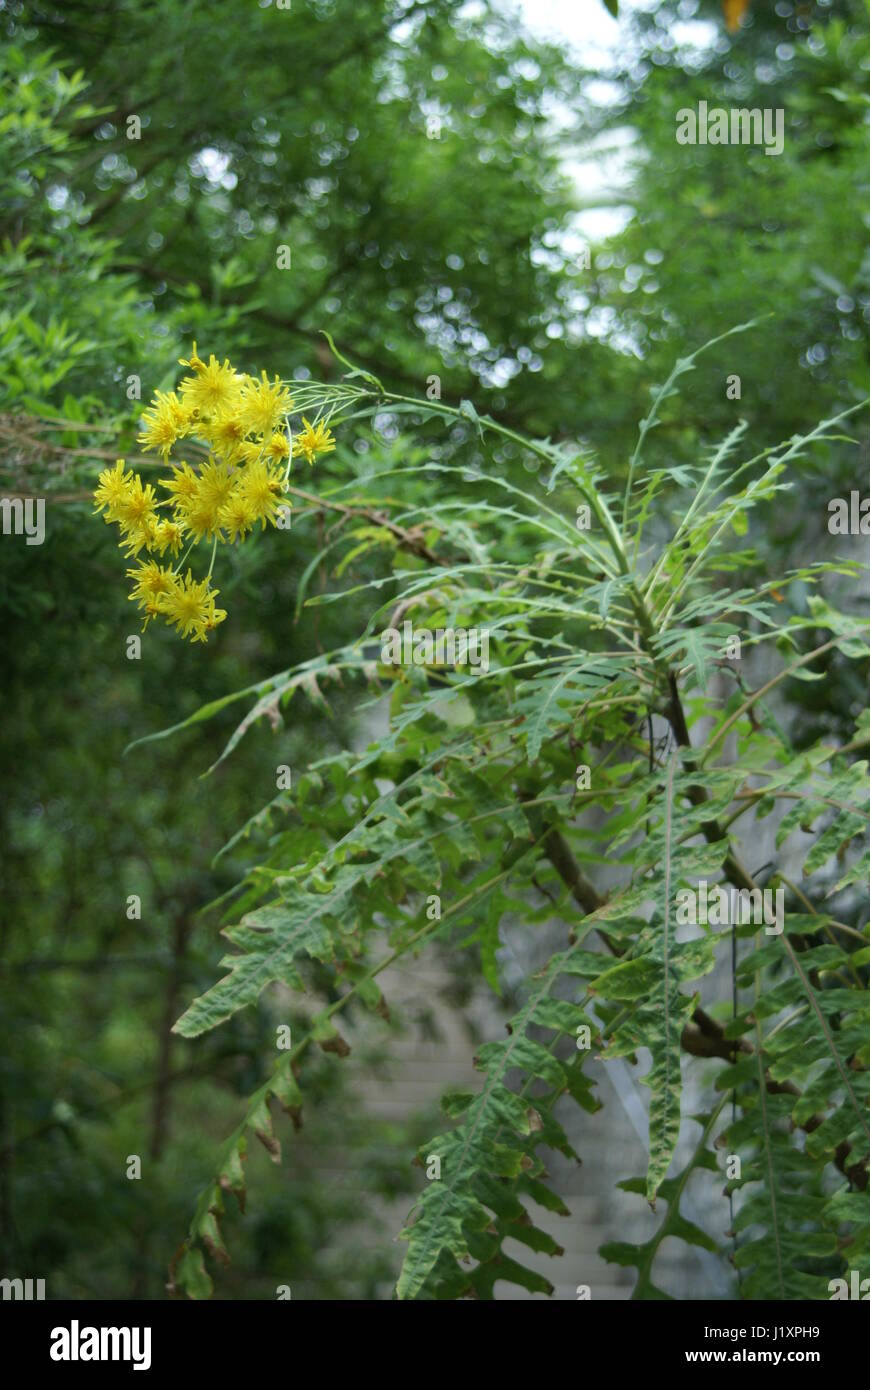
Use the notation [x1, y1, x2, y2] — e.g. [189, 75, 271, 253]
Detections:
[93, 344, 337, 642]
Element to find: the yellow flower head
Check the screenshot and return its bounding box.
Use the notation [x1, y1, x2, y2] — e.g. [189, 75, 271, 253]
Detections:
[138, 390, 193, 457]
[160, 570, 227, 643]
[119, 515, 160, 559]
[94, 459, 135, 521]
[202, 406, 247, 464]
[237, 457, 285, 529]
[296, 416, 336, 465]
[238, 372, 294, 440]
[100, 346, 342, 646]
[265, 431, 291, 465]
[174, 458, 235, 540]
[159, 461, 200, 509]
[150, 517, 187, 557]
[127, 559, 176, 610]
[115, 476, 158, 534]
[219, 485, 258, 543]
[179, 354, 245, 418]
